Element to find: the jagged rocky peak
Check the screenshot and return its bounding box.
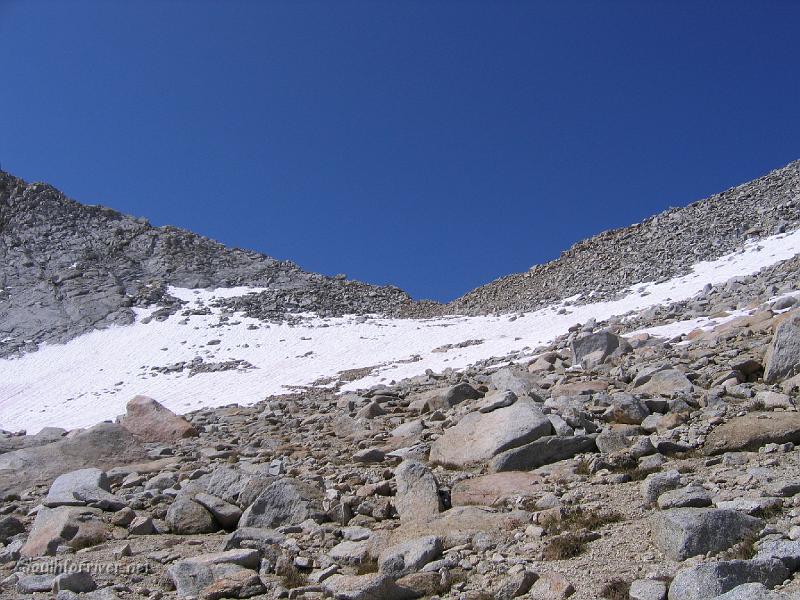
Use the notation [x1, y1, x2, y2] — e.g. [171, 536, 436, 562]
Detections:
[0, 171, 414, 356]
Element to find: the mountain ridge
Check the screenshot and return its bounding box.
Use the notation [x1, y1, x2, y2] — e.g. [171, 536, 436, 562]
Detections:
[2, 159, 800, 356]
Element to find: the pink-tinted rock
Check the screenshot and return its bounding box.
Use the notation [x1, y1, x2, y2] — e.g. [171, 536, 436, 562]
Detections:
[451, 472, 544, 507]
[118, 396, 197, 442]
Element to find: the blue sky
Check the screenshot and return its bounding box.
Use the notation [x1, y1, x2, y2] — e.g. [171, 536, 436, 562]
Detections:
[1, 1, 798, 301]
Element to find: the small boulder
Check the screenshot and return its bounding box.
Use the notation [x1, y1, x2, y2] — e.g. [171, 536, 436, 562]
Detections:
[239, 478, 325, 528]
[653, 508, 763, 561]
[571, 330, 631, 370]
[378, 535, 443, 578]
[489, 435, 597, 472]
[393, 460, 442, 522]
[166, 496, 217, 534]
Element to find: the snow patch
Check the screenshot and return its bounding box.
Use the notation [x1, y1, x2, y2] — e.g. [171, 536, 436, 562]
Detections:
[2, 229, 800, 434]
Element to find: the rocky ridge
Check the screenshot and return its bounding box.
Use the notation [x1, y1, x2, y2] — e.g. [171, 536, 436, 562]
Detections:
[0, 172, 411, 357]
[3, 159, 800, 358]
[418, 159, 800, 317]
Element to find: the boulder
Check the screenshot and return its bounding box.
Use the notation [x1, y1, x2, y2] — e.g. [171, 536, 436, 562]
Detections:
[441, 382, 483, 406]
[329, 540, 370, 566]
[193, 492, 242, 530]
[451, 472, 543, 506]
[528, 572, 575, 599]
[205, 465, 275, 509]
[550, 380, 609, 396]
[165, 496, 217, 534]
[656, 486, 713, 510]
[571, 330, 631, 369]
[44, 468, 125, 511]
[667, 559, 788, 600]
[605, 393, 650, 425]
[756, 538, 800, 571]
[641, 470, 682, 505]
[239, 478, 325, 528]
[711, 583, 796, 599]
[393, 460, 442, 522]
[596, 424, 641, 454]
[478, 390, 517, 413]
[118, 395, 198, 442]
[629, 579, 668, 600]
[378, 535, 443, 578]
[429, 400, 552, 468]
[353, 448, 386, 463]
[387, 506, 531, 549]
[223, 527, 285, 555]
[704, 412, 800, 455]
[167, 549, 264, 599]
[489, 435, 597, 472]
[53, 571, 97, 594]
[494, 569, 539, 599]
[323, 573, 416, 600]
[21, 506, 107, 557]
[17, 574, 55, 593]
[0, 515, 25, 543]
[765, 312, 800, 383]
[635, 369, 694, 396]
[653, 508, 763, 560]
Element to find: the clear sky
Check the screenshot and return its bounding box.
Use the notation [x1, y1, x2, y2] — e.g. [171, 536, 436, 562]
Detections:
[1, 1, 798, 301]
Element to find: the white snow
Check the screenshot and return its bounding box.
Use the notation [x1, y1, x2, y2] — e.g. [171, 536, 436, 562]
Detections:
[2, 229, 800, 434]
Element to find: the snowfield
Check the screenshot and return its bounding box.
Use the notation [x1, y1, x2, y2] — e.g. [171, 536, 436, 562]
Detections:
[2, 229, 800, 434]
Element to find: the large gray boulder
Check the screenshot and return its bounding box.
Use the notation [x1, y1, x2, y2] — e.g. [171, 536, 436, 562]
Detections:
[165, 496, 217, 534]
[488, 435, 597, 472]
[765, 312, 800, 383]
[629, 579, 668, 600]
[239, 478, 326, 528]
[393, 460, 442, 522]
[429, 400, 552, 468]
[571, 330, 631, 369]
[379, 535, 443, 578]
[0, 427, 66, 455]
[653, 508, 763, 560]
[167, 549, 264, 599]
[205, 465, 276, 509]
[756, 538, 800, 571]
[641, 470, 682, 505]
[711, 583, 797, 599]
[667, 559, 788, 600]
[44, 468, 125, 511]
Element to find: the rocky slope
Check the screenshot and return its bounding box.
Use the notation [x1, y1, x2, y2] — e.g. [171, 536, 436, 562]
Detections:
[0, 172, 412, 357]
[3, 257, 800, 599]
[414, 159, 800, 317]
